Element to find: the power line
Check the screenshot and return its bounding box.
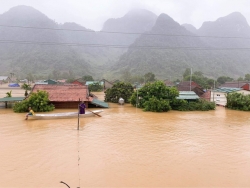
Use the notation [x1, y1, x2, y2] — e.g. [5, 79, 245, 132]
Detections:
[1, 39, 250, 50]
[0, 24, 250, 39]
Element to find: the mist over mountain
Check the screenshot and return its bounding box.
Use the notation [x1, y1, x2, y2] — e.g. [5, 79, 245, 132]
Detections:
[0, 6, 250, 80]
[182, 23, 197, 34]
[113, 12, 250, 79]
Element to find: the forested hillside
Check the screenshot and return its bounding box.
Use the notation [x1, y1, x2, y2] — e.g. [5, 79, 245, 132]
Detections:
[1, 5, 250, 80]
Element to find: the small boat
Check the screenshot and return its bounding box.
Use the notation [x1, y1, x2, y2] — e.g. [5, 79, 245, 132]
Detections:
[28, 110, 103, 120]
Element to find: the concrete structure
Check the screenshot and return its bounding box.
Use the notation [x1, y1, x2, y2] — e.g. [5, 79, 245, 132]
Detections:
[210, 87, 250, 106]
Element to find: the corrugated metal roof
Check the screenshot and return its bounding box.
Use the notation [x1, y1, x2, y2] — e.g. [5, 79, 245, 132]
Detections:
[0, 97, 25, 102]
[214, 87, 241, 93]
[176, 91, 199, 100]
[91, 99, 109, 108]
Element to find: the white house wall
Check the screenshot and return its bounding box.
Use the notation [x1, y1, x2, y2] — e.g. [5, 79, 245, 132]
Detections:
[210, 90, 250, 106]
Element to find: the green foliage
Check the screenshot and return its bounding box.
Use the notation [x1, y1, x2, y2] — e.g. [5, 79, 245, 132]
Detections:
[82, 75, 94, 81]
[88, 82, 103, 92]
[144, 72, 156, 83]
[144, 97, 171, 112]
[105, 82, 134, 103]
[172, 99, 216, 111]
[21, 83, 31, 97]
[226, 92, 250, 111]
[130, 80, 215, 112]
[183, 68, 191, 78]
[184, 71, 216, 89]
[13, 90, 54, 113]
[237, 77, 244, 81]
[6, 90, 12, 97]
[244, 74, 250, 81]
[130, 80, 179, 112]
[217, 76, 234, 85]
[21, 83, 31, 91]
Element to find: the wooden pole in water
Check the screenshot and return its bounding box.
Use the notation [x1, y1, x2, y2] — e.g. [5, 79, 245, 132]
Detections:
[77, 98, 80, 130]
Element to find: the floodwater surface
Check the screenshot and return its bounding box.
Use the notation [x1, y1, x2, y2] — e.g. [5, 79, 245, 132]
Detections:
[1, 104, 250, 187]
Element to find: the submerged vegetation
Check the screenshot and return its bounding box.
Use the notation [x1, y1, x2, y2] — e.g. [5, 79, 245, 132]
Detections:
[226, 92, 250, 111]
[104, 82, 134, 103]
[130, 81, 215, 112]
[13, 91, 54, 113]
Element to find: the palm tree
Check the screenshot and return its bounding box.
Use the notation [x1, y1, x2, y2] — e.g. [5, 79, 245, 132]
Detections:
[6, 90, 12, 97]
[21, 83, 31, 97]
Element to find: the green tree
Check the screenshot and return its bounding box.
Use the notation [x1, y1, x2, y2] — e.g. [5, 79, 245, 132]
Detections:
[217, 76, 233, 85]
[244, 74, 250, 81]
[82, 75, 94, 81]
[237, 77, 244, 81]
[88, 82, 103, 92]
[105, 82, 134, 103]
[130, 80, 179, 112]
[6, 90, 12, 97]
[21, 83, 32, 97]
[183, 68, 191, 78]
[13, 90, 54, 113]
[121, 69, 132, 83]
[226, 92, 250, 111]
[144, 72, 156, 83]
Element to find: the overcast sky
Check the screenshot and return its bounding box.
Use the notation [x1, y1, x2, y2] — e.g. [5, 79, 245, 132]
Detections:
[0, 0, 249, 31]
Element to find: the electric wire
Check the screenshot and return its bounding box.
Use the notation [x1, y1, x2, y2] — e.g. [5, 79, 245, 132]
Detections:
[0, 24, 250, 39]
[1, 39, 250, 50]
[1, 24, 250, 50]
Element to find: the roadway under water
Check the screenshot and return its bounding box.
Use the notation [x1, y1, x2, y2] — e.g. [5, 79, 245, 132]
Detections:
[1, 104, 250, 187]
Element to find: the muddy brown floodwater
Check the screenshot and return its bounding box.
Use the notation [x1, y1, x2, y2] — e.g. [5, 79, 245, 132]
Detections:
[1, 103, 250, 187]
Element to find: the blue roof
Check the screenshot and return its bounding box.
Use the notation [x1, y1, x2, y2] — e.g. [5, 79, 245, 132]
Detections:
[214, 87, 241, 93]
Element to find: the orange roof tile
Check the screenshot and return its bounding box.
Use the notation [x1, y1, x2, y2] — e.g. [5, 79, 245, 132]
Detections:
[31, 84, 93, 102]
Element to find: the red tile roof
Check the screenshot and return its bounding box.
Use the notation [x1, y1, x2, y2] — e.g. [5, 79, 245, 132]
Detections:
[220, 82, 248, 88]
[32, 84, 93, 102]
[200, 90, 211, 101]
[177, 81, 201, 91]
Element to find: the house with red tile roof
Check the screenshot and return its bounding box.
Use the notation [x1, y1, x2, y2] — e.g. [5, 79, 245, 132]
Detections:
[31, 84, 108, 109]
[176, 81, 205, 97]
[220, 81, 250, 90]
[71, 78, 86, 86]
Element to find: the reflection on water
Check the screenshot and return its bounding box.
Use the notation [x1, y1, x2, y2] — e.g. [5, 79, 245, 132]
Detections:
[1, 104, 250, 187]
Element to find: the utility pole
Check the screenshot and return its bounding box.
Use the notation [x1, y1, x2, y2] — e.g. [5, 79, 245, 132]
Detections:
[189, 68, 192, 91]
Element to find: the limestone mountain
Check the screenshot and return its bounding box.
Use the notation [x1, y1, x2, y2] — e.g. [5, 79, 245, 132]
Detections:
[182, 24, 198, 34]
[197, 12, 250, 48]
[0, 6, 158, 79]
[101, 9, 157, 45]
[0, 5, 93, 78]
[112, 12, 250, 79]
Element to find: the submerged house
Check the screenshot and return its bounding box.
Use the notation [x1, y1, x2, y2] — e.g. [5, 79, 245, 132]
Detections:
[71, 78, 86, 86]
[31, 84, 108, 109]
[211, 87, 250, 106]
[176, 81, 205, 97]
[0, 76, 11, 84]
[177, 91, 200, 101]
[220, 81, 250, 90]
